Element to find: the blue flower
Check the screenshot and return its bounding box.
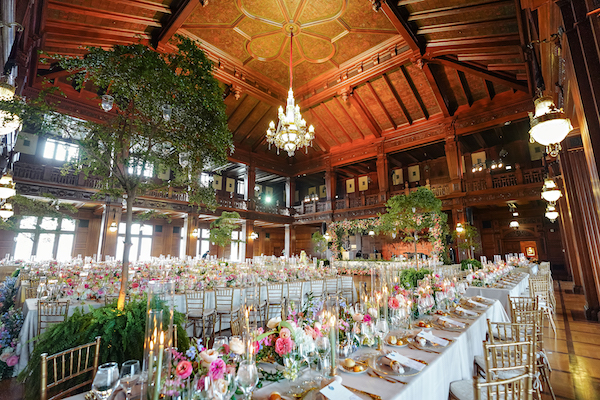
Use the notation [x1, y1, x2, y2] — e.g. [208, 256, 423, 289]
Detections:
[185, 346, 197, 360]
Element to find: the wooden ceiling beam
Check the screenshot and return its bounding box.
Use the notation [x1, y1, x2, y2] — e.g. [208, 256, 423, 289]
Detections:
[381, 1, 424, 54]
[399, 65, 429, 120]
[227, 95, 251, 124]
[427, 34, 521, 53]
[104, 0, 172, 13]
[230, 99, 261, 133]
[422, 63, 451, 117]
[408, 0, 512, 21]
[365, 81, 397, 129]
[388, 156, 403, 169]
[397, 0, 427, 5]
[456, 70, 473, 107]
[47, 1, 161, 27]
[348, 92, 382, 138]
[308, 108, 342, 146]
[238, 106, 273, 145]
[487, 63, 526, 71]
[45, 20, 151, 39]
[154, 0, 200, 48]
[473, 132, 488, 149]
[333, 96, 365, 140]
[417, 17, 514, 35]
[251, 136, 268, 152]
[382, 73, 412, 125]
[320, 102, 354, 143]
[432, 56, 529, 92]
[484, 79, 496, 100]
[457, 53, 521, 61]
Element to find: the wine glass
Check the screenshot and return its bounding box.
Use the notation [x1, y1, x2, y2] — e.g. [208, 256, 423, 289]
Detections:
[119, 360, 140, 399]
[223, 371, 238, 400]
[299, 341, 316, 371]
[213, 336, 229, 351]
[236, 360, 258, 400]
[91, 362, 120, 400]
[315, 336, 330, 376]
[375, 319, 389, 351]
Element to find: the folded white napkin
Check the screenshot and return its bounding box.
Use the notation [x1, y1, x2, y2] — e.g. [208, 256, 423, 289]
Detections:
[475, 295, 494, 303]
[417, 330, 449, 347]
[456, 306, 477, 316]
[439, 316, 466, 328]
[387, 351, 426, 371]
[468, 299, 488, 308]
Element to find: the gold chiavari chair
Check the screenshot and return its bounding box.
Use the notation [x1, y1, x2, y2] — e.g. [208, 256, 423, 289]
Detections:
[40, 336, 101, 400]
[286, 282, 304, 307]
[450, 340, 534, 400]
[310, 279, 324, 299]
[23, 281, 39, 299]
[323, 278, 338, 296]
[266, 284, 284, 321]
[214, 288, 239, 334]
[339, 276, 354, 303]
[529, 277, 557, 335]
[38, 300, 70, 337]
[508, 296, 538, 321]
[104, 293, 130, 306]
[185, 290, 216, 340]
[246, 285, 267, 329]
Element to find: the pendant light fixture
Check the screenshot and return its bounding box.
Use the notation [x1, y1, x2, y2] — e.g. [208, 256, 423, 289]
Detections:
[266, 30, 315, 157]
[545, 205, 559, 222]
[0, 80, 21, 136]
[529, 96, 572, 157]
[541, 178, 562, 204]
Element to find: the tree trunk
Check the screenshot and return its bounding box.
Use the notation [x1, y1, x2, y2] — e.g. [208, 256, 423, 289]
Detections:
[117, 194, 134, 310]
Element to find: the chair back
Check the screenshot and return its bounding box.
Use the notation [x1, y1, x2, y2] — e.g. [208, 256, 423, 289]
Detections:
[23, 281, 39, 299]
[310, 280, 324, 298]
[38, 300, 70, 337]
[323, 278, 338, 296]
[483, 340, 534, 381]
[215, 288, 235, 310]
[104, 294, 130, 306]
[475, 371, 533, 400]
[186, 290, 208, 314]
[339, 276, 354, 303]
[40, 336, 101, 400]
[486, 319, 536, 346]
[286, 282, 304, 304]
[508, 296, 538, 320]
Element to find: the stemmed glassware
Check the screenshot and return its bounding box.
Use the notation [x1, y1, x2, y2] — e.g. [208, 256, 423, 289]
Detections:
[299, 341, 316, 372]
[236, 360, 258, 400]
[119, 360, 141, 399]
[315, 336, 330, 376]
[213, 336, 229, 351]
[375, 319, 389, 351]
[91, 362, 120, 400]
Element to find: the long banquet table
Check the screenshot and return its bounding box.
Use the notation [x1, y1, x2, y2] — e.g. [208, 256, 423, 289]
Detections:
[253, 299, 509, 400]
[16, 279, 352, 374]
[464, 272, 529, 317]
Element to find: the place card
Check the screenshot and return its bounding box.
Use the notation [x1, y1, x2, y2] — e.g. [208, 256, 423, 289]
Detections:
[320, 380, 361, 400]
[456, 306, 478, 316]
[387, 351, 426, 371]
[417, 330, 449, 347]
[439, 316, 466, 328]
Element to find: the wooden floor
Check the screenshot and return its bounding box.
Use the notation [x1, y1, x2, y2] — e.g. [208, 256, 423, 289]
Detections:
[1, 280, 599, 400]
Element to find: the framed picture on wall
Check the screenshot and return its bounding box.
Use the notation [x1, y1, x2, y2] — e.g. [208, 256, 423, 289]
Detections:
[265, 186, 273, 196]
[408, 165, 420, 182]
[294, 190, 299, 203]
[392, 169, 403, 185]
[346, 178, 355, 193]
[212, 175, 222, 190]
[308, 186, 317, 195]
[358, 176, 369, 191]
[526, 246, 536, 257]
[225, 177, 235, 192]
[255, 184, 262, 194]
[319, 185, 326, 198]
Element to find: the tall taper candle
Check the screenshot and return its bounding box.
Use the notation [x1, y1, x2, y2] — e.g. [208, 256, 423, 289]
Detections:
[329, 315, 336, 376]
[153, 332, 165, 400]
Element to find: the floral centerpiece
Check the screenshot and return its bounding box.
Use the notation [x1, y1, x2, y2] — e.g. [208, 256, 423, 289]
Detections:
[0, 276, 23, 380]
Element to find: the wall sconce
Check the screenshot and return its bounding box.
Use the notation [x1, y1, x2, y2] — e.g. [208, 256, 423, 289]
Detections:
[324, 232, 331, 242]
[509, 220, 520, 229]
[456, 222, 464, 234]
[191, 228, 200, 238]
[368, 230, 375, 236]
[250, 231, 258, 240]
[109, 222, 118, 233]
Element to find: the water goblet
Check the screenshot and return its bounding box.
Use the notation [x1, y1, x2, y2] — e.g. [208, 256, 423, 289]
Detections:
[213, 336, 229, 351]
[236, 360, 259, 400]
[315, 336, 330, 376]
[91, 362, 120, 400]
[119, 360, 140, 399]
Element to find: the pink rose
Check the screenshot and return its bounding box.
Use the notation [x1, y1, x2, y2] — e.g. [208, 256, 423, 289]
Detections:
[279, 328, 291, 339]
[6, 355, 18, 367]
[274, 337, 294, 356]
[363, 314, 372, 324]
[388, 297, 400, 310]
[175, 360, 193, 379]
[208, 358, 226, 381]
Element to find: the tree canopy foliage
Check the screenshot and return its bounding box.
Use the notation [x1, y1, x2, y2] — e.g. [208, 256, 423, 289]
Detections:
[209, 211, 242, 248]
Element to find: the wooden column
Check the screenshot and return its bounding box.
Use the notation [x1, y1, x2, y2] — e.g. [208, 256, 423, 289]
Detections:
[556, 185, 583, 291]
[560, 148, 600, 320]
[245, 162, 256, 210]
[245, 219, 255, 259]
[558, 0, 600, 212]
[376, 142, 389, 203]
[285, 177, 295, 208]
[185, 213, 199, 258]
[444, 124, 463, 193]
[324, 157, 336, 207]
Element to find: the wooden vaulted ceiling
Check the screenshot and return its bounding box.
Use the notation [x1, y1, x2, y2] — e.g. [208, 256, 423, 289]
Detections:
[23, 0, 533, 167]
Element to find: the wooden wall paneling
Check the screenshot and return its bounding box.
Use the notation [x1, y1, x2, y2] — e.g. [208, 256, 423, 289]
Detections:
[560, 148, 600, 320]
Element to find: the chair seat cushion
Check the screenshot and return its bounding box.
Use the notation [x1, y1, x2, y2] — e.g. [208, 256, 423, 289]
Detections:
[450, 379, 476, 400]
[473, 356, 526, 380]
[216, 307, 240, 314]
[188, 308, 215, 318]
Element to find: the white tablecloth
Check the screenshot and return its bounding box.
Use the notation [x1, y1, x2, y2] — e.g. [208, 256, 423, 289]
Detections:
[464, 273, 529, 318]
[253, 299, 509, 400]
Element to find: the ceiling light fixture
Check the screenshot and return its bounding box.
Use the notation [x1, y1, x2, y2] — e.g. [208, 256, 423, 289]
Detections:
[509, 220, 520, 229]
[541, 178, 562, 204]
[368, 230, 375, 236]
[109, 222, 118, 233]
[250, 231, 258, 240]
[545, 205, 559, 222]
[266, 30, 314, 157]
[0, 203, 13, 220]
[456, 223, 464, 234]
[0, 172, 16, 199]
[529, 96, 572, 157]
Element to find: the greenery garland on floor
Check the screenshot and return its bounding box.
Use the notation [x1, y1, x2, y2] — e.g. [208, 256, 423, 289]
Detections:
[18, 299, 188, 400]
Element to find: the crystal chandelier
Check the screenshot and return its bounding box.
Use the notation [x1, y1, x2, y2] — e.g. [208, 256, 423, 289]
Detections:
[266, 32, 314, 157]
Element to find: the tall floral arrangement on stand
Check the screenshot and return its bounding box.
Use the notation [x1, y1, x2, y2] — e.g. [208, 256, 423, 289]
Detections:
[325, 218, 382, 259]
[0, 276, 24, 380]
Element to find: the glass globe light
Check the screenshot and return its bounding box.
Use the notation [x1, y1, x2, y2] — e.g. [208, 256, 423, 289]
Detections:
[101, 95, 114, 112]
[108, 222, 118, 232]
[541, 178, 562, 203]
[509, 220, 519, 229]
[0, 203, 13, 220]
[368, 230, 375, 236]
[529, 96, 572, 156]
[0, 83, 21, 135]
[545, 205, 559, 222]
[0, 173, 16, 199]
[456, 223, 464, 234]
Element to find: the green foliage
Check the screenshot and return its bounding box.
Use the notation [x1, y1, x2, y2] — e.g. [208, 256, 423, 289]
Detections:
[379, 187, 444, 243]
[452, 222, 481, 253]
[461, 259, 482, 271]
[398, 268, 433, 289]
[209, 211, 242, 248]
[311, 232, 327, 254]
[18, 299, 188, 400]
[0, 194, 78, 231]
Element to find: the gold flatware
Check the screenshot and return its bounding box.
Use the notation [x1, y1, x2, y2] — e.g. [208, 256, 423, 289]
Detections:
[368, 370, 397, 383]
[343, 385, 382, 400]
[372, 369, 407, 384]
[292, 387, 317, 399]
[408, 343, 440, 354]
